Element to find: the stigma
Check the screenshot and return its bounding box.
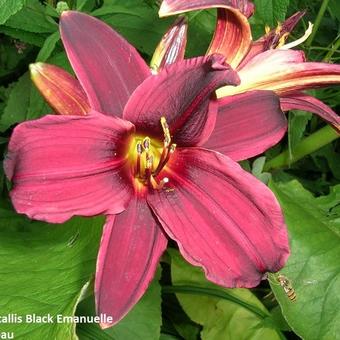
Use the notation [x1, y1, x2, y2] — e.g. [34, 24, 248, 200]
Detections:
[130, 117, 176, 190]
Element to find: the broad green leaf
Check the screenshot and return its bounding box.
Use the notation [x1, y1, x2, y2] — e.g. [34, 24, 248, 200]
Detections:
[92, 1, 172, 56]
[269, 180, 340, 339]
[0, 0, 24, 25]
[76, 269, 162, 340]
[0, 26, 47, 47]
[253, 0, 290, 27]
[168, 249, 282, 340]
[0, 73, 31, 132]
[36, 31, 60, 62]
[4, 0, 57, 33]
[0, 205, 104, 339]
[162, 290, 201, 340]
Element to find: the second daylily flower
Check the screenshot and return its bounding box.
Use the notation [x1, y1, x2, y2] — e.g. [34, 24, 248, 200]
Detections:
[4, 11, 289, 327]
[159, 0, 340, 132]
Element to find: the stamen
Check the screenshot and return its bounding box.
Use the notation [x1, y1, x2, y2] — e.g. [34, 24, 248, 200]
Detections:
[280, 21, 313, 50]
[133, 117, 176, 190]
[275, 22, 282, 35]
[169, 143, 177, 153]
[145, 154, 153, 180]
[153, 147, 169, 176]
[146, 155, 153, 169]
[150, 176, 169, 190]
[161, 116, 171, 147]
[135, 142, 142, 176]
[265, 25, 271, 34]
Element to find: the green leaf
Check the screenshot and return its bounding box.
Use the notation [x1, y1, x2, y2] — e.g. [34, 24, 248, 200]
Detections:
[0, 0, 24, 25]
[252, 157, 271, 184]
[26, 84, 52, 121]
[186, 9, 216, 57]
[312, 144, 340, 180]
[329, 0, 340, 23]
[76, 269, 162, 340]
[167, 249, 282, 340]
[253, 0, 290, 26]
[0, 205, 104, 339]
[269, 180, 340, 339]
[4, 0, 57, 33]
[0, 26, 47, 46]
[77, 0, 96, 11]
[0, 73, 31, 132]
[92, 1, 172, 56]
[36, 31, 60, 62]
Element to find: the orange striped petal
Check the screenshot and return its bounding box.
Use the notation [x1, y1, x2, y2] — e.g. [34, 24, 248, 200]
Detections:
[207, 7, 251, 68]
[159, 0, 252, 69]
[217, 49, 340, 97]
[30, 62, 90, 116]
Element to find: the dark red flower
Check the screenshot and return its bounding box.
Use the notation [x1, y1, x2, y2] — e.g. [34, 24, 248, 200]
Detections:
[4, 11, 289, 327]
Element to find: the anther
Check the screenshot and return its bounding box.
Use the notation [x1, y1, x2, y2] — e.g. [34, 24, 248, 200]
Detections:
[161, 116, 169, 131]
[136, 142, 143, 154]
[143, 137, 150, 151]
[150, 176, 169, 190]
[169, 143, 176, 153]
[161, 116, 171, 147]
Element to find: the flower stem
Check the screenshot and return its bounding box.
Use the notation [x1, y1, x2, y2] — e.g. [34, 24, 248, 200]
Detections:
[264, 125, 339, 171]
[323, 36, 340, 62]
[305, 0, 330, 47]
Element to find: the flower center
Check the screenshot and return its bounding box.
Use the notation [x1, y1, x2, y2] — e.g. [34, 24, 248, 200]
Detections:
[128, 117, 176, 190]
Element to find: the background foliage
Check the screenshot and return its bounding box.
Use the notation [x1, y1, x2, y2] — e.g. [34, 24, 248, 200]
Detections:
[0, 0, 339, 339]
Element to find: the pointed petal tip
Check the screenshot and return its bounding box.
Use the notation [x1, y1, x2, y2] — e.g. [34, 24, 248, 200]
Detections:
[29, 62, 44, 76]
[158, 2, 171, 17]
[99, 321, 115, 330]
[60, 10, 73, 19]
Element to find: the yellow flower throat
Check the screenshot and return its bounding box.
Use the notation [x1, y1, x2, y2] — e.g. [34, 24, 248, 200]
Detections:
[128, 117, 176, 190]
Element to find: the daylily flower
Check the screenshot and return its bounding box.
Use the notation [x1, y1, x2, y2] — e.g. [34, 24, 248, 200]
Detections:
[159, 0, 340, 131]
[4, 11, 289, 327]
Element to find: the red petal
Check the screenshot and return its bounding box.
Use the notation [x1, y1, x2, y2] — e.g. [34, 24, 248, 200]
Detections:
[4, 112, 134, 223]
[208, 8, 252, 68]
[218, 49, 340, 96]
[203, 90, 287, 161]
[150, 16, 188, 73]
[159, 0, 254, 18]
[30, 62, 90, 116]
[148, 148, 289, 288]
[123, 55, 240, 146]
[280, 92, 340, 132]
[95, 199, 167, 328]
[60, 11, 150, 117]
